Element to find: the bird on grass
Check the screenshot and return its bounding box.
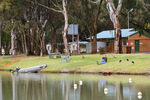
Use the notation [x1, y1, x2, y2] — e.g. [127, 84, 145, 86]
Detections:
[132, 61, 134, 64]
[82, 56, 85, 59]
[113, 55, 116, 58]
[111, 54, 116, 58]
[96, 61, 99, 65]
[113, 56, 116, 58]
[119, 60, 122, 63]
[127, 59, 129, 61]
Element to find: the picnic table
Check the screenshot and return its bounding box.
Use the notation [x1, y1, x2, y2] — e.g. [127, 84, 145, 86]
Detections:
[61, 56, 72, 63]
[49, 53, 61, 59]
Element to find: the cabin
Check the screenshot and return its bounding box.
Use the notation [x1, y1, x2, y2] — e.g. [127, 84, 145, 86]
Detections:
[96, 28, 150, 53]
[68, 41, 106, 54]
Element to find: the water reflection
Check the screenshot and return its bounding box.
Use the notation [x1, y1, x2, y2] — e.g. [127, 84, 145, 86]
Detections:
[0, 75, 3, 100]
[137, 92, 142, 99]
[11, 73, 47, 100]
[0, 72, 150, 100]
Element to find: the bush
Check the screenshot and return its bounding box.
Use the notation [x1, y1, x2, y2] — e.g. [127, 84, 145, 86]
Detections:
[98, 47, 105, 54]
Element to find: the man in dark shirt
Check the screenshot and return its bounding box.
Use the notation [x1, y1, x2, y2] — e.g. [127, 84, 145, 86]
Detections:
[97, 55, 107, 65]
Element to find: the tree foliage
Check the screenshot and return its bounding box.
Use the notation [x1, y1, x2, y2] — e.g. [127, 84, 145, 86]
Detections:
[0, 0, 149, 55]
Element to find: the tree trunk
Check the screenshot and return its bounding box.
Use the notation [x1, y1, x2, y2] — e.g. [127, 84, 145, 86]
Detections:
[51, 28, 56, 53]
[92, 0, 103, 53]
[42, 31, 46, 55]
[28, 35, 33, 55]
[114, 16, 122, 53]
[4, 44, 10, 55]
[40, 46, 43, 57]
[51, 37, 54, 53]
[23, 32, 28, 56]
[30, 29, 34, 55]
[88, 26, 93, 54]
[21, 34, 25, 55]
[92, 34, 97, 53]
[40, 32, 45, 57]
[36, 34, 40, 56]
[11, 29, 15, 55]
[90, 40, 93, 54]
[116, 83, 123, 100]
[42, 20, 47, 55]
[62, 0, 70, 56]
[62, 34, 69, 55]
[106, 0, 123, 54]
[0, 22, 2, 55]
[85, 0, 103, 54]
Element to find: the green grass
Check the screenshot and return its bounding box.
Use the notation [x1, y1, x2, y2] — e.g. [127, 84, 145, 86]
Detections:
[0, 53, 150, 74]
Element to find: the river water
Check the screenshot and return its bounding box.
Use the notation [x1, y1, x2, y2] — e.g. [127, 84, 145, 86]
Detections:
[0, 72, 150, 100]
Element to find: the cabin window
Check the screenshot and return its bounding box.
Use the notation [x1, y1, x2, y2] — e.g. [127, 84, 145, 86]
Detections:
[122, 40, 126, 46]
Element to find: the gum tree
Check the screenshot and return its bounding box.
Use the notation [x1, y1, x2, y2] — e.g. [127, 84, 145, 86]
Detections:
[0, 1, 12, 55]
[85, 0, 103, 53]
[106, 0, 123, 53]
[27, 0, 70, 56]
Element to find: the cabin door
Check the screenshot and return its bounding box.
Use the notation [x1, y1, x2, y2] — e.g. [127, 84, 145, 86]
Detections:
[135, 40, 139, 52]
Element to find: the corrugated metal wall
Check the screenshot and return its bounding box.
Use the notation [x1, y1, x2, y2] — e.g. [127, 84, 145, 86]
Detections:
[86, 42, 106, 53]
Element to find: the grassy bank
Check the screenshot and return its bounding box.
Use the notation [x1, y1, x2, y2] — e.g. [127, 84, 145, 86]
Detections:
[0, 54, 150, 74]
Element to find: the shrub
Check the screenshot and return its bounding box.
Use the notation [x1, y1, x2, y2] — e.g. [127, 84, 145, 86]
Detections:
[98, 47, 105, 54]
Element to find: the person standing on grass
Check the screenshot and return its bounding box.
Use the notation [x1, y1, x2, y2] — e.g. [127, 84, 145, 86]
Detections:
[97, 55, 107, 65]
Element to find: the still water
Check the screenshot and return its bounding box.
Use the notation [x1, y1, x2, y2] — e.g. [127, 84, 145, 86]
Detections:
[0, 72, 150, 100]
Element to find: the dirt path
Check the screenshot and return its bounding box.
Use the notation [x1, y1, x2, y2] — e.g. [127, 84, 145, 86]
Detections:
[0, 61, 18, 68]
[0, 61, 6, 65]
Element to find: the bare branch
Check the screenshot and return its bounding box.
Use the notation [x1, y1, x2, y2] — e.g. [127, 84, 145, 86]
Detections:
[86, 23, 93, 44]
[51, 0, 58, 7]
[32, 26, 42, 42]
[116, 0, 122, 15]
[56, 0, 58, 3]
[42, 19, 48, 28]
[25, 34, 42, 50]
[110, 0, 116, 11]
[26, 0, 63, 13]
[106, 0, 115, 22]
[64, 0, 67, 6]
[51, 0, 62, 10]
[89, 0, 100, 4]
[95, 0, 103, 26]
[106, 0, 116, 10]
